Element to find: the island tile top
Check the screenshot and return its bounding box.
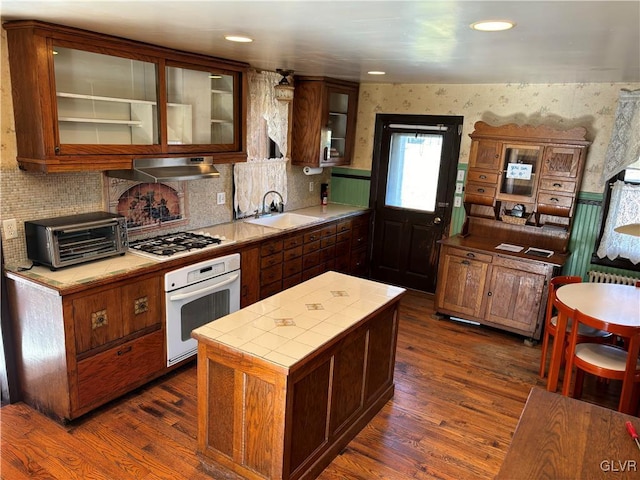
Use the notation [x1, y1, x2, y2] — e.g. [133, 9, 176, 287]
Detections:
[192, 271, 405, 368]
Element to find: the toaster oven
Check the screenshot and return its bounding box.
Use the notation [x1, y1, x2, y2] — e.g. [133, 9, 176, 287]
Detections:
[25, 212, 128, 270]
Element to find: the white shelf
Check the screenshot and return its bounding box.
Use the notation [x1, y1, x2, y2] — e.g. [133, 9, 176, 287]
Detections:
[58, 117, 143, 126]
[57, 92, 156, 105]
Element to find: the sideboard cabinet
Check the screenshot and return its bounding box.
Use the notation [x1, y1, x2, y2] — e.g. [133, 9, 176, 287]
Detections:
[292, 77, 359, 167]
[3, 20, 248, 173]
[436, 121, 590, 340]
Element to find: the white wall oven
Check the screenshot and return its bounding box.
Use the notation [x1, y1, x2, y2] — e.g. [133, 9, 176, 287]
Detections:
[165, 253, 240, 366]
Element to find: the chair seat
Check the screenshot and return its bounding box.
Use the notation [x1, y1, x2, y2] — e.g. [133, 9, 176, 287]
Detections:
[550, 315, 612, 338]
[575, 344, 640, 371]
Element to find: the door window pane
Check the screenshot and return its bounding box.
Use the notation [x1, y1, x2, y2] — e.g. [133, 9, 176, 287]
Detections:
[385, 133, 443, 212]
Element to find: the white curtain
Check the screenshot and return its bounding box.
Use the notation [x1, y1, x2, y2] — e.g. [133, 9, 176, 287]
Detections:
[600, 89, 640, 184]
[235, 70, 291, 216]
[596, 180, 640, 264]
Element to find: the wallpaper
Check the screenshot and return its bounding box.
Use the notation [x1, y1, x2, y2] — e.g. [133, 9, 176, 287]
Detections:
[352, 82, 640, 193]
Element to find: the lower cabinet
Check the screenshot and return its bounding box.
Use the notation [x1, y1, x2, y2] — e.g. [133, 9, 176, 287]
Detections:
[196, 302, 400, 480]
[7, 272, 166, 421]
[435, 243, 554, 339]
[258, 212, 370, 299]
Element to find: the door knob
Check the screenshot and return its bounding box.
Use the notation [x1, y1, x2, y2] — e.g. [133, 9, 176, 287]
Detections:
[433, 217, 442, 224]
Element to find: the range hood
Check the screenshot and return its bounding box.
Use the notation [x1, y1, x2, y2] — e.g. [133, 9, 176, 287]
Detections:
[106, 156, 220, 182]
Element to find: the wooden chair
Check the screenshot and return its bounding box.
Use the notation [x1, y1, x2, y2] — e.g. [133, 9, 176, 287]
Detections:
[539, 276, 611, 379]
[562, 309, 640, 415]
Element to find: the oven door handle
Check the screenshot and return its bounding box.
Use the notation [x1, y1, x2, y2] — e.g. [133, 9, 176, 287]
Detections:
[168, 273, 239, 302]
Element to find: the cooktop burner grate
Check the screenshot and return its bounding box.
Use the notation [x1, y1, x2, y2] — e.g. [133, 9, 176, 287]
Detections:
[129, 232, 225, 258]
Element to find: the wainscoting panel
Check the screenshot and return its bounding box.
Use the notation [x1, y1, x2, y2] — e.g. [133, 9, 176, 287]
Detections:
[329, 168, 371, 207]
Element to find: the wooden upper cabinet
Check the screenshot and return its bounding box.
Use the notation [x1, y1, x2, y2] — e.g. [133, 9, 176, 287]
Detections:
[3, 20, 248, 173]
[292, 76, 359, 167]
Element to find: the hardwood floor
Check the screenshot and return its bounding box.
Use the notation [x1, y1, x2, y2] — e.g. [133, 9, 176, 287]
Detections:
[1, 290, 623, 480]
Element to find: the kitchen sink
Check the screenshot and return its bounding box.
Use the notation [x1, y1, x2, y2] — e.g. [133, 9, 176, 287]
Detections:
[244, 213, 322, 230]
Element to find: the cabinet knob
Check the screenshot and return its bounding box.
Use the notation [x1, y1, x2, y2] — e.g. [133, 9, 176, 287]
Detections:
[487, 292, 493, 296]
[433, 217, 442, 225]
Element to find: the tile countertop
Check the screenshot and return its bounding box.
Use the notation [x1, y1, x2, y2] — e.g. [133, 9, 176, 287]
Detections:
[192, 271, 405, 369]
[4, 204, 367, 291]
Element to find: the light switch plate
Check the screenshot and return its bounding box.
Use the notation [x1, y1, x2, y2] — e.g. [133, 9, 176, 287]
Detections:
[455, 182, 463, 194]
[217, 192, 226, 205]
[454, 196, 462, 208]
[457, 169, 465, 182]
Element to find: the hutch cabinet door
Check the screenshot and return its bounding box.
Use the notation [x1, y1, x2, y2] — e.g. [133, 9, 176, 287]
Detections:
[469, 139, 502, 170]
[435, 247, 490, 319]
[484, 262, 546, 335]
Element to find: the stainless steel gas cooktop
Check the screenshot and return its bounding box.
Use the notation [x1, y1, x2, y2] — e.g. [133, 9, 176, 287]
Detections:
[128, 231, 234, 261]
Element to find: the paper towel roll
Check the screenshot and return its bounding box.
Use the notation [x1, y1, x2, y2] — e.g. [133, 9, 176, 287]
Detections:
[303, 166, 324, 175]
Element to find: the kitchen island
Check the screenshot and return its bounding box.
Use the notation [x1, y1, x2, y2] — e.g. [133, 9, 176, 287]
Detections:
[192, 271, 405, 480]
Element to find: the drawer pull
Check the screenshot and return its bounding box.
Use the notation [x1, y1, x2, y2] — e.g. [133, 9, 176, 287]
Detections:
[91, 310, 108, 329]
[134, 296, 148, 315]
[479, 175, 487, 179]
[466, 252, 476, 258]
[461, 260, 470, 266]
[477, 188, 485, 193]
[309, 235, 316, 241]
[553, 183, 562, 187]
[550, 197, 560, 202]
[117, 345, 132, 356]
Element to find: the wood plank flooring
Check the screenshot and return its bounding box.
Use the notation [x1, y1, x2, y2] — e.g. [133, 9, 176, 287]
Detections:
[1, 290, 623, 480]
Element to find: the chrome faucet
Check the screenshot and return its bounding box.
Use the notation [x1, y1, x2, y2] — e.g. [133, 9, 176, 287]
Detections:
[261, 190, 285, 216]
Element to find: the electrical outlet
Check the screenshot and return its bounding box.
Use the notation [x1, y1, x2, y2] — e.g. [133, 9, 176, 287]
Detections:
[309, 181, 314, 192]
[456, 169, 465, 182]
[455, 182, 463, 194]
[454, 196, 462, 208]
[216, 192, 226, 205]
[3, 219, 17, 239]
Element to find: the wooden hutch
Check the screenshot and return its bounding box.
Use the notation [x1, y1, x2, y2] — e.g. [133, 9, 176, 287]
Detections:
[435, 121, 590, 340]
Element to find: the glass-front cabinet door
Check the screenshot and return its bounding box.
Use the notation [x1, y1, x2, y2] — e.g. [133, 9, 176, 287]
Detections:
[53, 45, 161, 154]
[165, 64, 239, 152]
[497, 144, 542, 202]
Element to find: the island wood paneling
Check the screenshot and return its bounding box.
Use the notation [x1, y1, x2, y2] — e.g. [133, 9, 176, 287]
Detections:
[1, 290, 626, 480]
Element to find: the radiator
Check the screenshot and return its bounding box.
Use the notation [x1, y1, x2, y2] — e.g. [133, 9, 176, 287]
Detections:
[587, 270, 639, 286]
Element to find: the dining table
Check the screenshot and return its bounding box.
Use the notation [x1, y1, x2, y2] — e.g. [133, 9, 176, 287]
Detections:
[546, 282, 640, 395]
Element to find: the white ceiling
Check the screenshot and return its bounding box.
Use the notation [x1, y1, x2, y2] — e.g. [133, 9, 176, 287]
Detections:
[1, 0, 639, 85]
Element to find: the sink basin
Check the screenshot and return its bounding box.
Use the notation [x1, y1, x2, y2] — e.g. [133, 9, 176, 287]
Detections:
[244, 213, 322, 230]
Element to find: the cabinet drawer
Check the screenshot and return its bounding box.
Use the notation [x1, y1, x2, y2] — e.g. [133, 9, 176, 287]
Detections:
[261, 251, 283, 269]
[283, 257, 303, 277]
[304, 240, 321, 255]
[261, 281, 282, 299]
[336, 230, 352, 243]
[465, 182, 496, 199]
[321, 236, 336, 248]
[321, 224, 337, 237]
[261, 264, 282, 285]
[335, 254, 350, 272]
[261, 240, 283, 256]
[539, 179, 576, 194]
[350, 249, 368, 273]
[283, 245, 303, 261]
[537, 192, 573, 209]
[283, 235, 303, 250]
[282, 273, 302, 290]
[76, 330, 164, 409]
[337, 220, 351, 233]
[304, 229, 323, 243]
[467, 170, 499, 185]
[320, 245, 336, 263]
[335, 240, 350, 257]
[303, 251, 320, 269]
[302, 264, 323, 281]
[446, 247, 492, 264]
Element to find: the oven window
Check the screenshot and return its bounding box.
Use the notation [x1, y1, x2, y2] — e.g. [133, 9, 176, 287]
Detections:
[180, 289, 230, 341]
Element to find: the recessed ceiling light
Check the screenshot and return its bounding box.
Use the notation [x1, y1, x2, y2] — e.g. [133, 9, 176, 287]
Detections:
[224, 35, 253, 43]
[368, 71, 386, 76]
[471, 20, 515, 32]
